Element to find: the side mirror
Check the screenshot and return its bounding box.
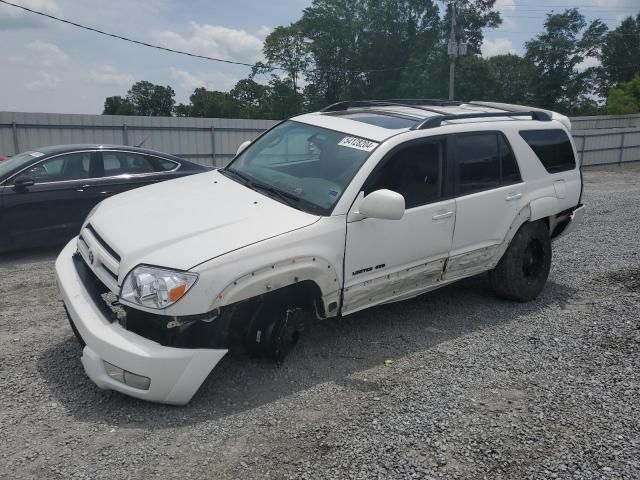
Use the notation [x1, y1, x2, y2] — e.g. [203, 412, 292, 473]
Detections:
[13, 175, 35, 189]
[358, 189, 405, 220]
[236, 140, 251, 156]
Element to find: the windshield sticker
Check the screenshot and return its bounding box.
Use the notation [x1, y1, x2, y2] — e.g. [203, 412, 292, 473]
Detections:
[338, 136, 378, 152]
[29, 152, 45, 158]
[328, 189, 339, 197]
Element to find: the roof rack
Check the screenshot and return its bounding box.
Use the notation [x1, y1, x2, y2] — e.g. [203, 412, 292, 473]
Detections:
[320, 99, 451, 115]
[412, 110, 552, 130]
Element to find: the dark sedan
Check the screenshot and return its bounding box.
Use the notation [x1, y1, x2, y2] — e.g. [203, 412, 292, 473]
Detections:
[0, 144, 208, 252]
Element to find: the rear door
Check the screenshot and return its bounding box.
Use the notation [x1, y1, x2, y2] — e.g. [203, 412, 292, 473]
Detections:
[0, 150, 100, 249]
[445, 132, 525, 279]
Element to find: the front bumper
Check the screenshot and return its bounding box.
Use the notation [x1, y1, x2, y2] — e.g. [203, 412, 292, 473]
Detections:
[55, 238, 227, 405]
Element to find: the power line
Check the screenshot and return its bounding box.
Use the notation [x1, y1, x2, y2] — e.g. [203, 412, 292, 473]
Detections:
[0, 0, 282, 70]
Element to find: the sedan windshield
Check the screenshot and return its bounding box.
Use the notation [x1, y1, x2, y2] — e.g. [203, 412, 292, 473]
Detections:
[223, 121, 376, 215]
[0, 151, 44, 179]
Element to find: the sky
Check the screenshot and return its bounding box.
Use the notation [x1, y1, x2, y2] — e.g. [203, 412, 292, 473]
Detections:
[1, 0, 639, 114]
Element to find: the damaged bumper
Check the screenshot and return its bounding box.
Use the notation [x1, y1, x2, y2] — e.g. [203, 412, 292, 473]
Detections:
[553, 204, 585, 239]
[55, 239, 227, 405]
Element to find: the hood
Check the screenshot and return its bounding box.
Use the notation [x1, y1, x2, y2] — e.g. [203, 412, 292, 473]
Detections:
[89, 170, 319, 274]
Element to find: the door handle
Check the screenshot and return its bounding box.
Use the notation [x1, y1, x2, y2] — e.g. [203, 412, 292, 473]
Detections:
[432, 211, 453, 220]
[505, 192, 522, 201]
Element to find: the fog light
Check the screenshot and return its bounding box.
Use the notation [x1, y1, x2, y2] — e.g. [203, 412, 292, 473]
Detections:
[103, 361, 151, 390]
[103, 361, 124, 383]
[123, 370, 151, 390]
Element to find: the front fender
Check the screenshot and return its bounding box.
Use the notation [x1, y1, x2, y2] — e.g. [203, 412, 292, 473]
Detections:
[211, 255, 342, 316]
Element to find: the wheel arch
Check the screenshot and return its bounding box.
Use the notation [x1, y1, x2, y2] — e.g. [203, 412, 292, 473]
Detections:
[210, 255, 341, 318]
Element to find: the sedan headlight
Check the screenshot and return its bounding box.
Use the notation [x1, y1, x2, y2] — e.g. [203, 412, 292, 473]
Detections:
[120, 265, 198, 309]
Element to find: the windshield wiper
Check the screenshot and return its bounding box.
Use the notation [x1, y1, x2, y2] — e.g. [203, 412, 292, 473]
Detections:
[220, 167, 252, 185]
[220, 168, 302, 209]
[250, 181, 301, 209]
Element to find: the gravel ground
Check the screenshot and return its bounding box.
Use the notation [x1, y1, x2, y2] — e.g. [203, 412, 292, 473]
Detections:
[1, 165, 639, 480]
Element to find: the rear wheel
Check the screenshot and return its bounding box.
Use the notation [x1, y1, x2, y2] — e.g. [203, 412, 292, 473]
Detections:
[489, 220, 552, 302]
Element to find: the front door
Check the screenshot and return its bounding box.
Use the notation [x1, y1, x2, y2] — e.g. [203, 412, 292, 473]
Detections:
[1, 150, 100, 250]
[343, 137, 455, 315]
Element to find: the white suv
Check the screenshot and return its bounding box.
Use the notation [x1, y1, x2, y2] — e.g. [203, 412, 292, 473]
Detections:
[55, 100, 585, 404]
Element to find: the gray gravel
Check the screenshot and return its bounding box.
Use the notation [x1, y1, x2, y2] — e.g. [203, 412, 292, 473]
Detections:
[1, 165, 639, 480]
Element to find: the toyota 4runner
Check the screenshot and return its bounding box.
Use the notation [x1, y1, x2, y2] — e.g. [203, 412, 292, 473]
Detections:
[56, 100, 585, 404]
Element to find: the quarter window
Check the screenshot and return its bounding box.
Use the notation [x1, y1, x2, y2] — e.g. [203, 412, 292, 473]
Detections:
[365, 140, 443, 208]
[23, 152, 92, 182]
[519, 129, 576, 173]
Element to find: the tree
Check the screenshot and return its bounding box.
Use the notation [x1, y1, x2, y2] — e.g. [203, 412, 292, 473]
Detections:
[127, 81, 175, 116]
[262, 25, 309, 95]
[230, 78, 270, 118]
[486, 54, 537, 104]
[597, 15, 640, 95]
[183, 87, 241, 118]
[525, 9, 607, 113]
[103, 96, 136, 115]
[604, 75, 640, 114]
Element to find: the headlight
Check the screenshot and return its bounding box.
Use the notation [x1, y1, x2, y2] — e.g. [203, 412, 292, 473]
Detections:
[120, 265, 198, 309]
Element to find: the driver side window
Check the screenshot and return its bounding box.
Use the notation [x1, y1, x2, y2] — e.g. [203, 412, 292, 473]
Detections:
[24, 152, 93, 183]
[365, 139, 444, 209]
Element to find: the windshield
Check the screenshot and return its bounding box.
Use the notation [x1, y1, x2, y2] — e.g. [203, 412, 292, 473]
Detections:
[0, 151, 45, 179]
[224, 121, 377, 215]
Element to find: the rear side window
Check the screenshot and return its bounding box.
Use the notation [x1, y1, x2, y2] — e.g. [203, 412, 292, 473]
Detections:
[519, 129, 576, 173]
[454, 134, 500, 195]
[103, 152, 157, 175]
[454, 133, 522, 195]
[147, 156, 178, 171]
[499, 135, 522, 185]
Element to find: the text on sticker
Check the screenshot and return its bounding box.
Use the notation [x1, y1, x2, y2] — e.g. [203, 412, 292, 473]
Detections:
[338, 136, 378, 152]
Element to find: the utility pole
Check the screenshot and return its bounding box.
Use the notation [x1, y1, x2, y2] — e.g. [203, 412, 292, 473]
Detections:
[448, 1, 457, 100]
[447, 1, 467, 100]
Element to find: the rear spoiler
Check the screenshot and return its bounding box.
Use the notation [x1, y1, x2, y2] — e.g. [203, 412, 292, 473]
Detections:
[468, 101, 572, 131]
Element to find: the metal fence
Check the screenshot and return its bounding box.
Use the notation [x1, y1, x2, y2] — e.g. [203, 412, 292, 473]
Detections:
[0, 111, 278, 167]
[2, 111, 640, 168]
[571, 114, 640, 167]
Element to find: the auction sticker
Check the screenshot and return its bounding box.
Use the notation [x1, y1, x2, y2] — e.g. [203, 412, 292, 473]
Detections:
[29, 152, 45, 158]
[338, 136, 378, 152]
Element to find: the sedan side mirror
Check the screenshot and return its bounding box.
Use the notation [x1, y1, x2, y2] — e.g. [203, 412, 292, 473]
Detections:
[13, 175, 35, 189]
[236, 140, 251, 156]
[359, 189, 405, 220]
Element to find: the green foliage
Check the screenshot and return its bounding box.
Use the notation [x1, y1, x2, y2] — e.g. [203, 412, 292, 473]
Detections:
[101, 3, 638, 119]
[102, 81, 175, 116]
[103, 96, 135, 115]
[525, 9, 607, 114]
[597, 15, 640, 96]
[604, 76, 640, 114]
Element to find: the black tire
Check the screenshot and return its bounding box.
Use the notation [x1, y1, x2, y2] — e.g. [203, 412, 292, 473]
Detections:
[245, 302, 305, 364]
[489, 220, 552, 302]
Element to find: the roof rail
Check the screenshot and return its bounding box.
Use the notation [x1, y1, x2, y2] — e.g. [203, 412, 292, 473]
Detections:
[412, 110, 552, 130]
[320, 99, 451, 115]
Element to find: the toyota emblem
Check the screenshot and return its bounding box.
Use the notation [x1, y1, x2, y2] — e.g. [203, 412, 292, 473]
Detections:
[88, 249, 95, 265]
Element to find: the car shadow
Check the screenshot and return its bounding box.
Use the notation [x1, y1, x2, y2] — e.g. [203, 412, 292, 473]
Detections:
[0, 245, 62, 266]
[37, 274, 577, 429]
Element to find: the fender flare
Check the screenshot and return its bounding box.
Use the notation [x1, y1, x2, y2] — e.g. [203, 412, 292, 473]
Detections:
[211, 256, 341, 317]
